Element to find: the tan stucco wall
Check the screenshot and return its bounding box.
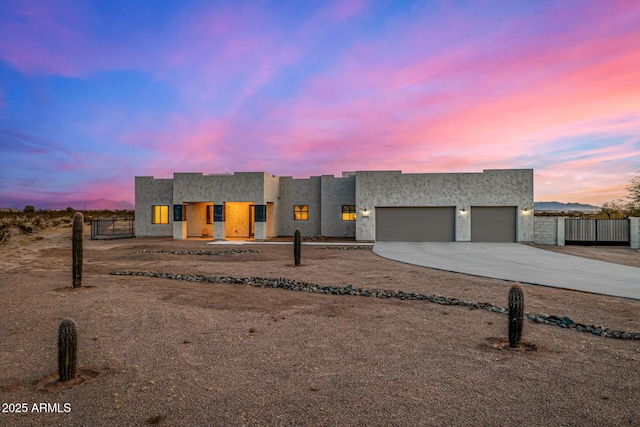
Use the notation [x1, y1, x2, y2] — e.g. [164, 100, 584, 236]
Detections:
[172, 172, 265, 204]
[277, 176, 321, 236]
[355, 169, 534, 242]
[266, 202, 275, 237]
[135, 169, 534, 242]
[135, 176, 173, 237]
[320, 175, 356, 237]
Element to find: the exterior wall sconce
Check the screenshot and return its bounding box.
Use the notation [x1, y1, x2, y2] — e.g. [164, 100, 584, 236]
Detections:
[459, 208, 468, 215]
[521, 208, 531, 215]
[360, 209, 371, 217]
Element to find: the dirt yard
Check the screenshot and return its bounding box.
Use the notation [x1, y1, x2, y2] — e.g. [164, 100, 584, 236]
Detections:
[1, 224, 639, 426]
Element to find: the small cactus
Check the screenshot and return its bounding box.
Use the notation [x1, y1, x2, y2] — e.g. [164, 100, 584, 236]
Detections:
[58, 319, 77, 382]
[508, 283, 524, 348]
[294, 229, 301, 266]
[72, 212, 83, 288]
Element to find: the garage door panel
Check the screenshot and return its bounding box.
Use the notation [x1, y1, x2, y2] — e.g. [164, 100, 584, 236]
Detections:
[471, 207, 516, 242]
[376, 207, 455, 242]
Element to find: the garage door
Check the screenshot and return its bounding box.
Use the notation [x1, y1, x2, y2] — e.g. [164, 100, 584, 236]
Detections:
[375, 207, 455, 242]
[471, 207, 516, 242]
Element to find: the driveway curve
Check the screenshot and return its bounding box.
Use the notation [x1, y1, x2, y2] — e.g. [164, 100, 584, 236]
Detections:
[373, 242, 640, 300]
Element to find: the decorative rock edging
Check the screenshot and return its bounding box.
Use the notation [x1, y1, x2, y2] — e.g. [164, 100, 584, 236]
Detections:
[318, 246, 373, 250]
[108, 270, 640, 340]
[136, 249, 261, 256]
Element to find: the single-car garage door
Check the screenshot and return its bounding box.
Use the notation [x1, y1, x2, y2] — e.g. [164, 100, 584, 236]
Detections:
[376, 207, 455, 242]
[471, 207, 516, 242]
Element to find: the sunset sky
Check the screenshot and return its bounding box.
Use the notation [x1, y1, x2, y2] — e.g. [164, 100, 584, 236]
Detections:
[1, 0, 639, 208]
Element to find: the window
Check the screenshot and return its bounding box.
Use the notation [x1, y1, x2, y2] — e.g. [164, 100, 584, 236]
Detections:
[151, 205, 169, 224]
[294, 205, 308, 221]
[206, 205, 213, 224]
[342, 205, 356, 221]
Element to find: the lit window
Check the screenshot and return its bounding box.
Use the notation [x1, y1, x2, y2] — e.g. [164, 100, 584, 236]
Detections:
[206, 205, 213, 224]
[342, 205, 356, 221]
[151, 205, 169, 224]
[294, 205, 308, 221]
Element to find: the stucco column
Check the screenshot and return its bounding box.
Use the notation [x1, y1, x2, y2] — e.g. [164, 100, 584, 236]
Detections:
[630, 217, 639, 249]
[254, 204, 267, 241]
[456, 206, 471, 241]
[557, 217, 565, 246]
[172, 204, 186, 240]
[355, 209, 374, 241]
[213, 204, 226, 241]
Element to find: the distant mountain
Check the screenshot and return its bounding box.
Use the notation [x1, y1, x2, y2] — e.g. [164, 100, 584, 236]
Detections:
[534, 201, 600, 211]
[38, 199, 134, 211]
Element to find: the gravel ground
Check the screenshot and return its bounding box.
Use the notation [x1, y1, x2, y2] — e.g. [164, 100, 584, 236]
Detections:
[0, 225, 639, 426]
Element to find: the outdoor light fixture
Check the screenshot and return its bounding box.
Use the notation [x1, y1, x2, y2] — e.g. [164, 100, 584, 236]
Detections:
[360, 209, 371, 217]
[522, 208, 531, 215]
[459, 208, 468, 215]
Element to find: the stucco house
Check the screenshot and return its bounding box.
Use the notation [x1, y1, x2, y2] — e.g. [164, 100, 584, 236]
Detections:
[135, 169, 534, 242]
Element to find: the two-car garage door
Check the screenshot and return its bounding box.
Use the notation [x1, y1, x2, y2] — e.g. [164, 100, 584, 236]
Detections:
[375, 206, 516, 242]
[375, 207, 456, 242]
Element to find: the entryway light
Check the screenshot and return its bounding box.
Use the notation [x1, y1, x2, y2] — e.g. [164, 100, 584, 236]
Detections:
[521, 208, 531, 215]
[459, 208, 467, 215]
[360, 209, 371, 217]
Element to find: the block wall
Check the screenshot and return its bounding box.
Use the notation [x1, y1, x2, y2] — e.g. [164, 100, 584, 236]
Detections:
[533, 217, 558, 245]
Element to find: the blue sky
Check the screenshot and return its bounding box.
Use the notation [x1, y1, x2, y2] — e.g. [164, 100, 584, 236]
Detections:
[1, 0, 639, 208]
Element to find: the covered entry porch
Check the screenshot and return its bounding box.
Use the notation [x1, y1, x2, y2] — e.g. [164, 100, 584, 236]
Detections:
[172, 201, 275, 241]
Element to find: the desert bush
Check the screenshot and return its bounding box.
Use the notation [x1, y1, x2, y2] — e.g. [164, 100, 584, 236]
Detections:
[0, 225, 10, 243]
[18, 224, 33, 234]
[31, 216, 45, 229]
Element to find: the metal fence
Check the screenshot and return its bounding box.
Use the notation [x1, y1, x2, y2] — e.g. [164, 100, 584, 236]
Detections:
[90, 217, 135, 240]
[565, 219, 630, 245]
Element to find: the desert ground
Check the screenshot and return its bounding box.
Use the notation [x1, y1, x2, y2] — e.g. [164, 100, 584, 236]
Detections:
[0, 222, 639, 426]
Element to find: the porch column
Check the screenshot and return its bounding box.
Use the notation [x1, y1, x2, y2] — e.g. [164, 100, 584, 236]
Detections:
[213, 204, 226, 241]
[556, 217, 565, 246]
[172, 204, 186, 240]
[254, 204, 267, 241]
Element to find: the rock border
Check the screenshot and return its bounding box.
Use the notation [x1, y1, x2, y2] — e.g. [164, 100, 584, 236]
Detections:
[136, 249, 261, 256]
[317, 246, 373, 250]
[108, 270, 640, 340]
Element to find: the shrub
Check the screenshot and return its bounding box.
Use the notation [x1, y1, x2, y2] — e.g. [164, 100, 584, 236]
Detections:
[0, 225, 10, 243]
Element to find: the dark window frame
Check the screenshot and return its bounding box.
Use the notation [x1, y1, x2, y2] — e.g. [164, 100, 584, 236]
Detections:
[151, 205, 169, 224]
[342, 205, 356, 221]
[294, 205, 309, 221]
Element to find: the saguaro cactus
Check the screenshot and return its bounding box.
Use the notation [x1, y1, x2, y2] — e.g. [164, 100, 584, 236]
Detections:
[508, 283, 524, 348]
[72, 212, 83, 288]
[58, 319, 78, 382]
[294, 229, 301, 266]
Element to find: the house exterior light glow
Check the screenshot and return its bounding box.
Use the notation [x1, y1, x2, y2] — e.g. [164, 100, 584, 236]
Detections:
[135, 169, 534, 242]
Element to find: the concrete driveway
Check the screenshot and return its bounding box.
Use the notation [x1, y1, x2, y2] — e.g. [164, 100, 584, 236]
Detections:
[373, 242, 640, 300]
